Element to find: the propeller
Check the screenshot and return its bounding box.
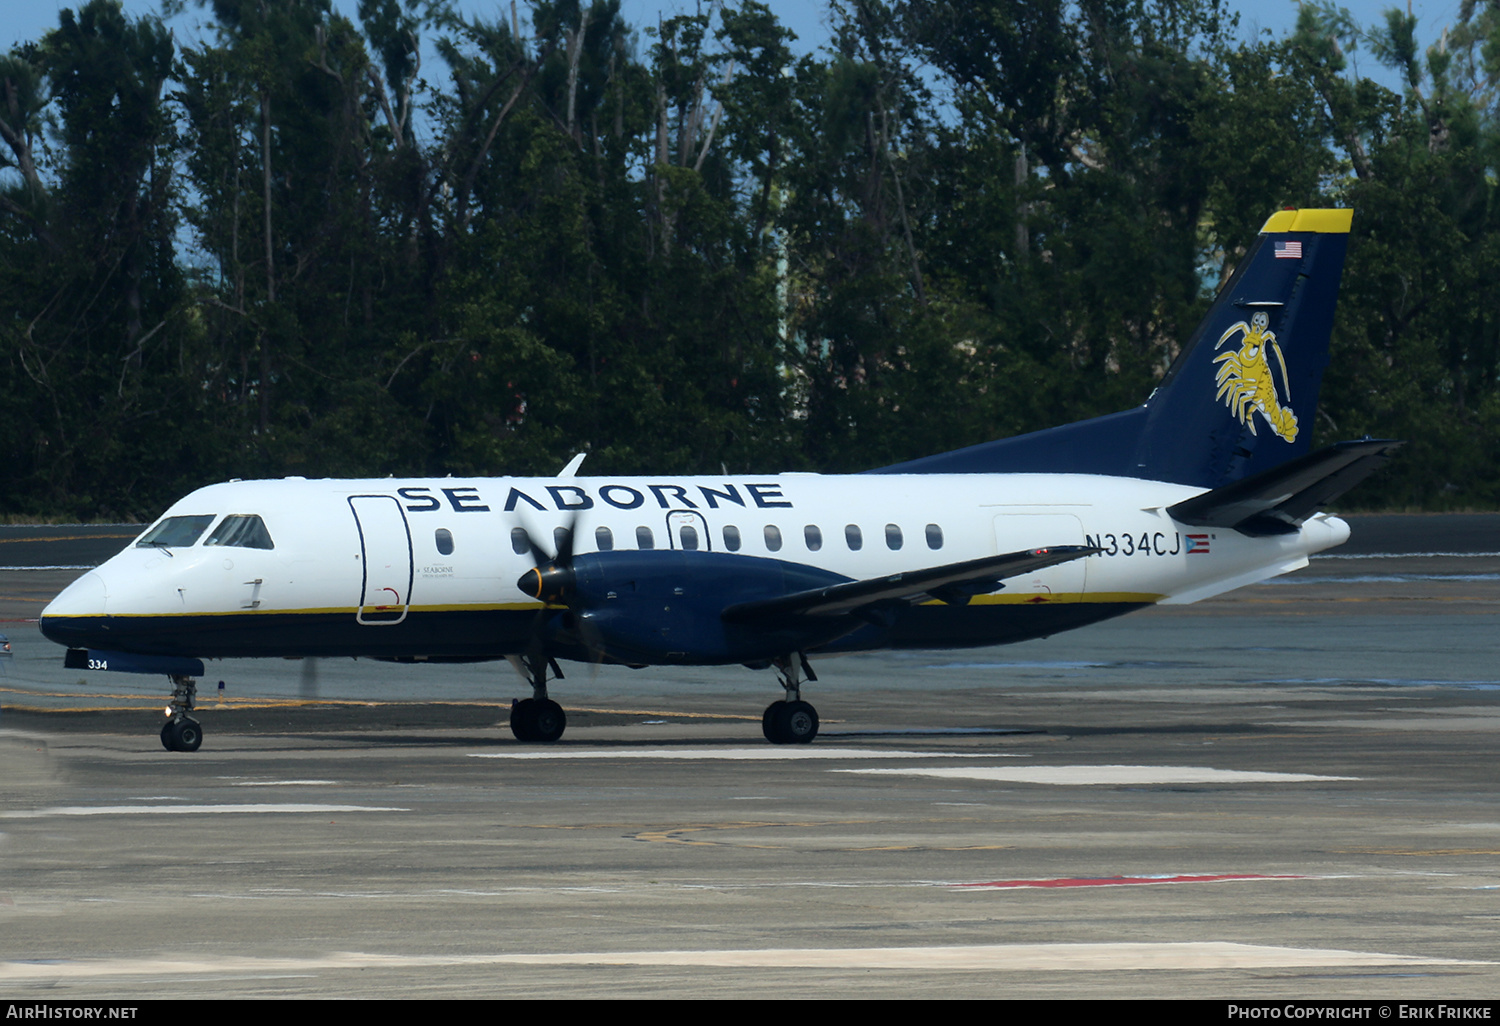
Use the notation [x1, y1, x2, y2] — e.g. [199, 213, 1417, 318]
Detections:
[516, 519, 577, 606]
[513, 514, 608, 664]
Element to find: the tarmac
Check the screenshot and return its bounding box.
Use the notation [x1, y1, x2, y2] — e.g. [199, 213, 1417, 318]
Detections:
[2, 514, 1499, 998]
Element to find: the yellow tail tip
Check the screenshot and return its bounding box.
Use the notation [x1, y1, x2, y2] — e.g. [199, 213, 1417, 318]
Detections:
[1259, 208, 1353, 234]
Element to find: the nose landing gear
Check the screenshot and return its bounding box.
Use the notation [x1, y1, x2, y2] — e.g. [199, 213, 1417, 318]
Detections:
[161, 675, 203, 752]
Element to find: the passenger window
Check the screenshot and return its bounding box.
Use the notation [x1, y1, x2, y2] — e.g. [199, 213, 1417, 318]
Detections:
[926, 524, 943, 550]
[595, 526, 614, 552]
[636, 526, 655, 550]
[764, 525, 782, 552]
[435, 528, 454, 556]
[553, 526, 571, 553]
[680, 525, 700, 550]
[723, 525, 742, 552]
[511, 527, 530, 555]
[137, 515, 216, 549]
[204, 514, 275, 550]
[885, 524, 903, 550]
[804, 525, 822, 551]
[845, 524, 862, 550]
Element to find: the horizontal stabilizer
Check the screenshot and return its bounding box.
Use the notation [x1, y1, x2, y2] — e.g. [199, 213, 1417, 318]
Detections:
[721, 545, 1098, 623]
[1168, 439, 1403, 536]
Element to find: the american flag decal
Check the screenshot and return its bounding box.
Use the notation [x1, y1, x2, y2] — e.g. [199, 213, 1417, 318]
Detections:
[1275, 240, 1302, 259]
[1185, 534, 1210, 554]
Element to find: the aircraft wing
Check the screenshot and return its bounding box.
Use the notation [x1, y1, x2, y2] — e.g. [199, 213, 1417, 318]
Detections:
[1168, 438, 1403, 536]
[721, 545, 1099, 623]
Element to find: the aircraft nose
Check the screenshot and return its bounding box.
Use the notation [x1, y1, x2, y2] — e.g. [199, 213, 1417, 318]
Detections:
[39, 571, 108, 646]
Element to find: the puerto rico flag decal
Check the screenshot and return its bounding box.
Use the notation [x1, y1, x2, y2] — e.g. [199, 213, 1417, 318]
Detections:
[1185, 534, 1211, 554]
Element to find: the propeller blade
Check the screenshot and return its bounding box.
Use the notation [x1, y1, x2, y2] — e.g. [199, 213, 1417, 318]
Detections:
[517, 525, 550, 568]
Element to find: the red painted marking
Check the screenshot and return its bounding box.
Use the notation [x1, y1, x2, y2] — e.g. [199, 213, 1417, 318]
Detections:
[957, 874, 1304, 890]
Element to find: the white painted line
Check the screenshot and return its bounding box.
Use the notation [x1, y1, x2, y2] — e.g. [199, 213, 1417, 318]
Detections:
[837, 765, 1357, 785]
[470, 747, 1022, 761]
[229, 780, 339, 786]
[1318, 551, 1500, 559]
[0, 565, 94, 571]
[0, 804, 408, 818]
[0, 943, 1480, 981]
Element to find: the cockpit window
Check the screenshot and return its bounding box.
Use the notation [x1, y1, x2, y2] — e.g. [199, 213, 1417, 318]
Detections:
[136, 515, 215, 549]
[204, 514, 275, 550]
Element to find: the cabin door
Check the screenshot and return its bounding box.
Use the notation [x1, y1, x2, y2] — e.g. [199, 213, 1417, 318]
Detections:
[348, 495, 414, 624]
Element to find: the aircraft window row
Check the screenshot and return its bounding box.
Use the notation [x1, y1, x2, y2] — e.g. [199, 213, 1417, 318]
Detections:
[137, 514, 276, 550]
[514, 523, 946, 555]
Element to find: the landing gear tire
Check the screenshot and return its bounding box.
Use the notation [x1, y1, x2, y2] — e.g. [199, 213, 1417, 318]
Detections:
[531, 699, 566, 742]
[161, 718, 203, 752]
[762, 701, 780, 739]
[510, 698, 566, 743]
[510, 699, 536, 742]
[762, 700, 818, 745]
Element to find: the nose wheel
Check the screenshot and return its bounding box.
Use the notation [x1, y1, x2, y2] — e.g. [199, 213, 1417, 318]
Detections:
[161, 716, 203, 752]
[160, 674, 203, 752]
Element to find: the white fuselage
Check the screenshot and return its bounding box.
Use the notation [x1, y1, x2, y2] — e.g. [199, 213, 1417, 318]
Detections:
[41, 471, 1349, 665]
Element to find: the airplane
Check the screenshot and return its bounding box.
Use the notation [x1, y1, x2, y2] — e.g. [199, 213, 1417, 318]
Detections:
[39, 207, 1398, 752]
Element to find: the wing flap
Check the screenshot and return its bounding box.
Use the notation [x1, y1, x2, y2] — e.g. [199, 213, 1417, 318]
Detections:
[721, 545, 1099, 623]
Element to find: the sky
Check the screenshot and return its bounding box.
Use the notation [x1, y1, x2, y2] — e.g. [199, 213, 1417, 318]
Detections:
[0, 0, 1475, 68]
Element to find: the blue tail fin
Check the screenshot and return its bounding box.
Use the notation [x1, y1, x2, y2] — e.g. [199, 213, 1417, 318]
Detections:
[871, 209, 1353, 489]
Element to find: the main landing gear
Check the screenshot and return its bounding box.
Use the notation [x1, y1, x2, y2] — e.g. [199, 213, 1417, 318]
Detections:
[160, 674, 203, 752]
[762, 653, 819, 745]
[509, 652, 567, 743]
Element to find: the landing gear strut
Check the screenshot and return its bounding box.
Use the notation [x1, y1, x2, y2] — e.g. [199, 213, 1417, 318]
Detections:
[763, 653, 819, 745]
[161, 675, 203, 752]
[509, 653, 567, 743]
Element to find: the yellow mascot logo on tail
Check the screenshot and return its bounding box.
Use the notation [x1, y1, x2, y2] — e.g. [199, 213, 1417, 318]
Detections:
[1213, 311, 1298, 442]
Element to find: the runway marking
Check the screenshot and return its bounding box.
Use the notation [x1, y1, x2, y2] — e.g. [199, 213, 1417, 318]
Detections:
[0, 943, 1483, 981]
[0, 533, 136, 544]
[0, 565, 94, 572]
[0, 803, 408, 818]
[823, 727, 1031, 737]
[1319, 551, 1500, 559]
[957, 873, 1307, 889]
[1338, 848, 1500, 857]
[469, 747, 1021, 761]
[837, 765, 1357, 785]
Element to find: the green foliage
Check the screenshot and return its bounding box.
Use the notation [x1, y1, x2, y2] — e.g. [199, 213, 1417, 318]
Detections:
[2, 0, 1500, 516]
